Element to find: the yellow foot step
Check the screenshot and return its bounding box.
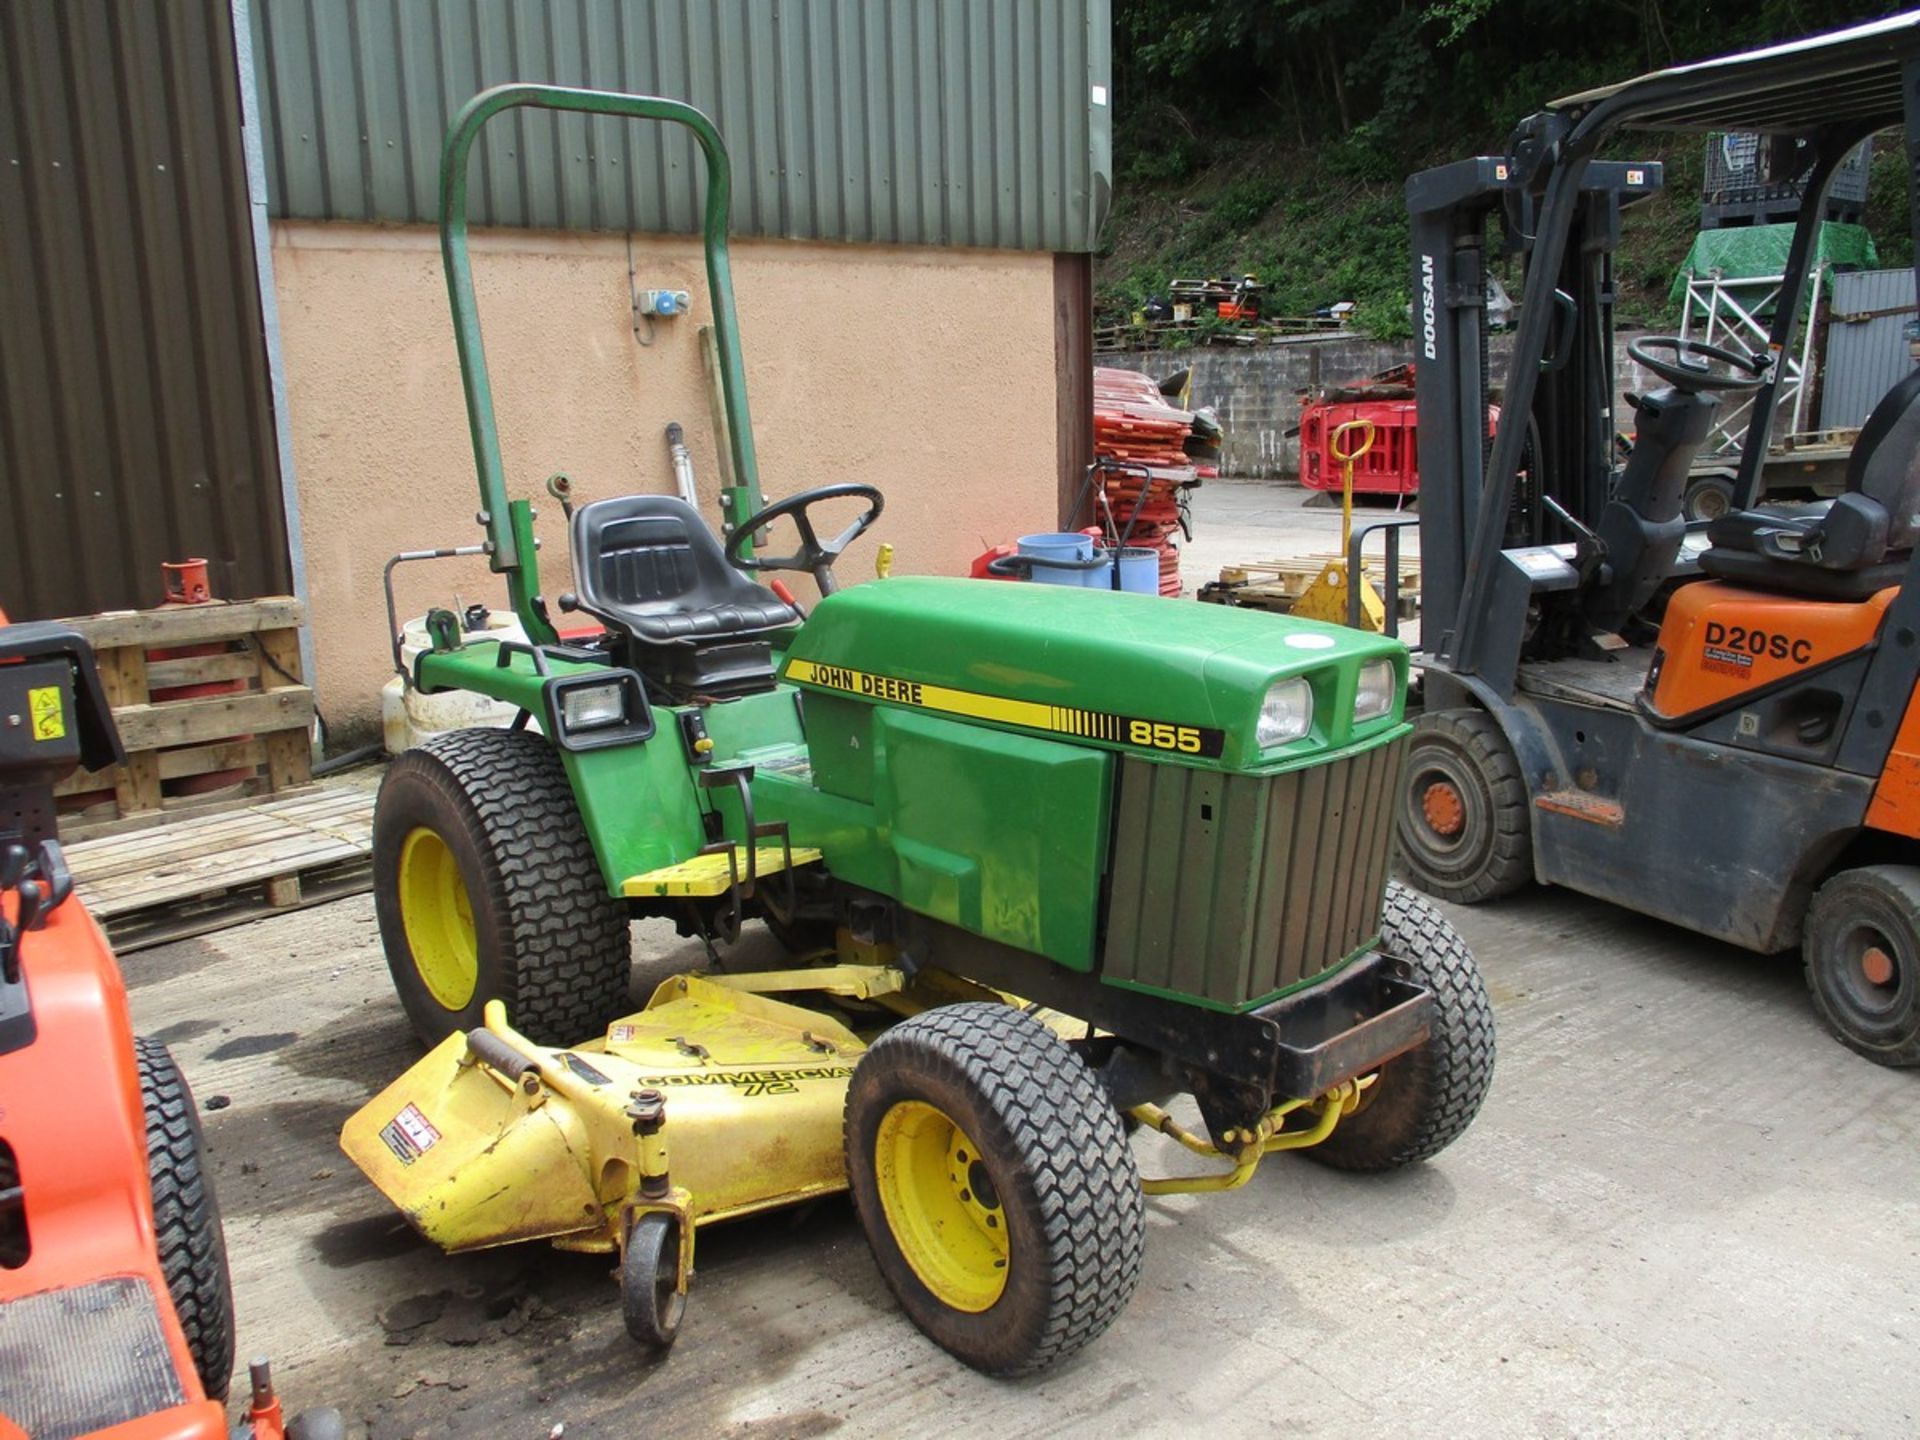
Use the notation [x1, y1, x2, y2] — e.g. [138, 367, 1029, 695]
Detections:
[622, 845, 824, 898]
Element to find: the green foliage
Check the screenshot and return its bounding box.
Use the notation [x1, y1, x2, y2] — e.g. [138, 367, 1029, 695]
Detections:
[1352, 292, 1413, 341]
[1101, 0, 1912, 333]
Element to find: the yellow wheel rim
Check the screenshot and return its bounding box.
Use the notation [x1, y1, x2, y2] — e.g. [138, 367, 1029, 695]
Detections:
[397, 827, 478, 1010]
[873, 1100, 1008, 1313]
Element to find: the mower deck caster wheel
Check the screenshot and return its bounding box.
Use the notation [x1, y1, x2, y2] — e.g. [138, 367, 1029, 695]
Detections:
[622, 1212, 686, 1348]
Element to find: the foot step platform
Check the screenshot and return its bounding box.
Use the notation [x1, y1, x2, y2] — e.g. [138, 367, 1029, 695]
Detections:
[623, 845, 823, 898]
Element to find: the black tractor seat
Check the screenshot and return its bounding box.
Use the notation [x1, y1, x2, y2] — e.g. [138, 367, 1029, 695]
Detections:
[1698, 368, 1920, 601]
[568, 494, 801, 697]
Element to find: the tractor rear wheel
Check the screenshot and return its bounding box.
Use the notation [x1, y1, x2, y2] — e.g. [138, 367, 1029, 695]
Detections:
[1396, 708, 1533, 904]
[844, 1003, 1145, 1376]
[1804, 865, 1920, 1066]
[135, 1036, 236, 1402]
[1306, 883, 1495, 1172]
[373, 729, 630, 1047]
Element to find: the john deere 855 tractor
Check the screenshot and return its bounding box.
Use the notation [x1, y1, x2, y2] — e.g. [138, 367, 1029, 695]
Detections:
[344, 85, 1495, 1376]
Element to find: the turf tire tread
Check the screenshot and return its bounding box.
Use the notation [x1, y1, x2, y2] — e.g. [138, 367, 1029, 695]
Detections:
[382, 729, 629, 1044]
[135, 1035, 236, 1402]
[1309, 881, 1496, 1171]
[847, 1003, 1145, 1376]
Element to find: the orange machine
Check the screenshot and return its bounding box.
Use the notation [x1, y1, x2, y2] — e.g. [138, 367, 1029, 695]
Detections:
[0, 615, 332, 1440]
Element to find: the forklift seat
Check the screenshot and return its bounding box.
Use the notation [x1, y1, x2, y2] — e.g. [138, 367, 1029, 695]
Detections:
[1699, 368, 1920, 600]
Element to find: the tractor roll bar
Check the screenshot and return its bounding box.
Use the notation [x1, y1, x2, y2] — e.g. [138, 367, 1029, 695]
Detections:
[439, 84, 766, 626]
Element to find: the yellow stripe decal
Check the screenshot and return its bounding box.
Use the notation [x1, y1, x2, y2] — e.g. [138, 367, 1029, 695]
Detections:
[784, 658, 1227, 759]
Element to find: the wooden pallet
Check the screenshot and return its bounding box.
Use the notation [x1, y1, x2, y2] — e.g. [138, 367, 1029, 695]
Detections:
[65, 771, 379, 952]
[1212, 552, 1423, 617]
[53, 597, 316, 842]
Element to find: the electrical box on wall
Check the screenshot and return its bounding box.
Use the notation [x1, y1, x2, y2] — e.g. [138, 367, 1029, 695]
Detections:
[637, 289, 692, 318]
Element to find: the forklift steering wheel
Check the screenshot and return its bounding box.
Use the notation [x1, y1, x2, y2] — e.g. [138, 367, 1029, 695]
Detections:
[724, 482, 884, 597]
[1627, 336, 1767, 395]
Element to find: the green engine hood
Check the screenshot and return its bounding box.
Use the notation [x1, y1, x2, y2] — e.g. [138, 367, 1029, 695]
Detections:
[780, 577, 1407, 773]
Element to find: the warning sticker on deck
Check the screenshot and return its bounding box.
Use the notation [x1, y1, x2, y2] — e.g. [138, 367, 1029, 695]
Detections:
[379, 1103, 442, 1166]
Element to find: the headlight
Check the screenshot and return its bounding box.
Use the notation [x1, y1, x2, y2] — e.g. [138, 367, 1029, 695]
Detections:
[561, 682, 626, 731]
[1256, 678, 1314, 747]
[1353, 658, 1396, 723]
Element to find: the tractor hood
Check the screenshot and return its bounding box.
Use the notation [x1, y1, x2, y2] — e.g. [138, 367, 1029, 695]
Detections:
[780, 577, 1407, 773]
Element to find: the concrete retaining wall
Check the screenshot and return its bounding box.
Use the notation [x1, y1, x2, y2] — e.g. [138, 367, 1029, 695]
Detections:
[1103, 331, 1660, 479]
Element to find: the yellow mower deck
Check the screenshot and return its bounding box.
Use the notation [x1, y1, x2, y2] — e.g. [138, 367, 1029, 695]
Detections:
[342, 971, 874, 1256]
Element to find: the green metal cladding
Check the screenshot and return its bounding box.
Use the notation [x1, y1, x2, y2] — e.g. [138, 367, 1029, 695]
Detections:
[247, 0, 1113, 252]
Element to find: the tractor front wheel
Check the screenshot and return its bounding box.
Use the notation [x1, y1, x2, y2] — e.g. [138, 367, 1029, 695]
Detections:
[1396, 708, 1533, 904]
[1804, 865, 1920, 1066]
[844, 1003, 1145, 1376]
[1307, 883, 1496, 1172]
[373, 729, 630, 1047]
[135, 1036, 236, 1401]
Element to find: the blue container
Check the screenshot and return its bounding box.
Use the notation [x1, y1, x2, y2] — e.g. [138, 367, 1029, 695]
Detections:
[1102, 546, 1158, 595]
[1017, 532, 1097, 587]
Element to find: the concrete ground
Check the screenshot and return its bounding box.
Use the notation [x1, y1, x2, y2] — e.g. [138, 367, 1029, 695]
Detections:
[124, 482, 1917, 1439]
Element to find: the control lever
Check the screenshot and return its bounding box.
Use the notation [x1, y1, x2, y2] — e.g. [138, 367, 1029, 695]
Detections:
[1542, 495, 1609, 583]
[12, 881, 43, 936]
[33, 841, 72, 920]
[0, 845, 27, 891]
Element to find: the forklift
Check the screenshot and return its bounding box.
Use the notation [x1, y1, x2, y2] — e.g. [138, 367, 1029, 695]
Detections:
[1392, 13, 1920, 1065]
[342, 84, 1496, 1377]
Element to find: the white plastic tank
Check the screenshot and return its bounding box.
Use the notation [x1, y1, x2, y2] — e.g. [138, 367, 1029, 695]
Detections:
[382, 611, 541, 755]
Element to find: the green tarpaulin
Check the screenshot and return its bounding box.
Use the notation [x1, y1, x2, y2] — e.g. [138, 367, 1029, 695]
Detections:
[1668, 222, 1879, 304]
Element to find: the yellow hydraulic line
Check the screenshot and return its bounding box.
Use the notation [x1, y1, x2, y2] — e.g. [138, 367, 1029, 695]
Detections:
[1133, 1078, 1370, 1196]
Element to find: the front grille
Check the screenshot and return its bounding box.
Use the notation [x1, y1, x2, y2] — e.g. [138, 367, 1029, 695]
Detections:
[0, 1276, 186, 1439]
[1101, 737, 1406, 1009]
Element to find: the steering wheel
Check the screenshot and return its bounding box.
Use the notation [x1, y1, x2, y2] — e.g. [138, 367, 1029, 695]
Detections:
[1628, 336, 1767, 395]
[724, 482, 884, 596]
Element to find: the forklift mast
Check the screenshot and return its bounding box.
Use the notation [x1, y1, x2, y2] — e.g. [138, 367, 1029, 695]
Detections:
[1406, 147, 1663, 674]
[1409, 18, 1920, 700]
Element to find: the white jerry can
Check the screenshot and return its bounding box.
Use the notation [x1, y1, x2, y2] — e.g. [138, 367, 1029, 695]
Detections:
[381, 611, 541, 755]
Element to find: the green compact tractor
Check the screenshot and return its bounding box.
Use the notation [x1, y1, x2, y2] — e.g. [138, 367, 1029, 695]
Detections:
[344, 84, 1496, 1376]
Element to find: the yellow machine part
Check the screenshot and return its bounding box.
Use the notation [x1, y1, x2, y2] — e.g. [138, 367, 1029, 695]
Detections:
[1292, 561, 1387, 630]
[341, 973, 867, 1254]
[621, 844, 823, 898]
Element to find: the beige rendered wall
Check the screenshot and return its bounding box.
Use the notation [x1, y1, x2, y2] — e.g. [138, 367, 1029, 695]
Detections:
[270, 221, 1060, 735]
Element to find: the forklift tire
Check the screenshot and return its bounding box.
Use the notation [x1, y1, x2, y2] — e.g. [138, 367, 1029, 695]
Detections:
[135, 1036, 236, 1402]
[1306, 883, 1496, 1172]
[1396, 709, 1532, 904]
[373, 728, 630, 1047]
[844, 1003, 1145, 1376]
[621, 1212, 686, 1348]
[1803, 865, 1920, 1066]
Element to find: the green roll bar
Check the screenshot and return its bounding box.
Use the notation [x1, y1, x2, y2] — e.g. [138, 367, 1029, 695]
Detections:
[438, 84, 766, 641]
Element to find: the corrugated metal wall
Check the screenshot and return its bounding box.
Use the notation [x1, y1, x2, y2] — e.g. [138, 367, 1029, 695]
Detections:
[248, 0, 1111, 251]
[1820, 268, 1919, 431]
[0, 0, 290, 619]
